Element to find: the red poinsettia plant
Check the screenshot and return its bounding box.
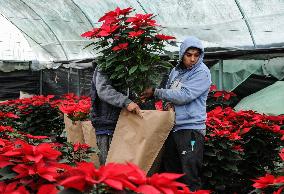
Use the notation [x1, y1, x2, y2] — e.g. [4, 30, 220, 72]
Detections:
[81, 7, 175, 99]
[58, 93, 91, 122]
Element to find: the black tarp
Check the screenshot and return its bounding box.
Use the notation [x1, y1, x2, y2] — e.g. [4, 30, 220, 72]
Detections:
[0, 70, 39, 100]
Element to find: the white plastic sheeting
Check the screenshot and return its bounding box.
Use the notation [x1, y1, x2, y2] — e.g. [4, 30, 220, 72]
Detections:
[210, 57, 284, 91]
[234, 81, 284, 115]
[0, 0, 284, 61]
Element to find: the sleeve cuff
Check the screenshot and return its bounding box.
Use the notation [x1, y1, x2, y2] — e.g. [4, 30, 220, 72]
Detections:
[123, 98, 132, 108]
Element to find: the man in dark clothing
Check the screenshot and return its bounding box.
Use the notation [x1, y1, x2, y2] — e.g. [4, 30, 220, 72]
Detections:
[90, 67, 141, 164]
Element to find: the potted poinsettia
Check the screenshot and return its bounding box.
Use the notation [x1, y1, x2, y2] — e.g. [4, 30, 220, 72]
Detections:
[81, 7, 175, 102]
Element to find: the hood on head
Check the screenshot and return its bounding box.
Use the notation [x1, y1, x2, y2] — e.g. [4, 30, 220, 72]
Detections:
[178, 36, 204, 67]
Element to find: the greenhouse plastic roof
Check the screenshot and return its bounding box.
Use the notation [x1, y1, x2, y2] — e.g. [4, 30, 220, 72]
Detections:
[1, 0, 284, 61]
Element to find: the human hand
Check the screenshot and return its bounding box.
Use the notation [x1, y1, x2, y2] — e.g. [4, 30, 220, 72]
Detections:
[126, 102, 143, 118]
[165, 102, 175, 111]
[140, 87, 155, 101]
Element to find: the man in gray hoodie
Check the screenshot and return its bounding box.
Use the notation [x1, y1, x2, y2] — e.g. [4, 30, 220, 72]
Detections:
[91, 67, 141, 164]
[141, 36, 211, 191]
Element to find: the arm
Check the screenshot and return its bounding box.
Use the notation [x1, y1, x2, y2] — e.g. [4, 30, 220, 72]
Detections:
[154, 70, 211, 105]
[95, 68, 132, 108]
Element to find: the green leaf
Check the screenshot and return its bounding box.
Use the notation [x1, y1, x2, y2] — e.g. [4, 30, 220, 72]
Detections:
[129, 65, 138, 75]
[0, 166, 17, 181]
[117, 73, 126, 79]
[115, 64, 125, 71]
[139, 65, 149, 71]
[110, 73, 117, 80]
[204, 151, 216, 157]
[217, 153, 224, 160]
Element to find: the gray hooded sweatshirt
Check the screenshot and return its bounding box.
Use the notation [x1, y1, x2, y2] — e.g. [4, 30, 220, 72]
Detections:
[154, 36, 212, 135]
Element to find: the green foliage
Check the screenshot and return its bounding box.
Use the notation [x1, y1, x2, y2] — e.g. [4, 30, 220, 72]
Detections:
[0, 102, 64, 138]
[83, 8, 174, 100]
[202, 137, 244, 193]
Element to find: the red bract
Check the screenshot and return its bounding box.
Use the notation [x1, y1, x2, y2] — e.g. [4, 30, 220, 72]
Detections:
[209, 85, 217, 91]
[25, 134, 49, 140]
[97, 23, 120, 37]
[0, 125, 13, 132]
[98, 7, 132, 23]
[155, 100, 163, 111]
[96, 163, 140, 191]
[274, 186, 284, 194]
[232, 145, 244, 152]
[112, 42, 129, 51]
[58, 94, 91, 121]
[73, 142, 90, 152]
[155, 34, 176, 40]
[81, 28, 100, 38]
[252, 174, 276, 189]
[58, 162, 97, 192]
[206, 106, 284, 141]
[0, 182, 29, 194]
[279, 148, 284, 161]
[13, 161, 59, 182]
[6, 140, 61, 164]
[37, 184, 58, 194]
[0, 112, 19, 119]
[128, 30, 145, 38]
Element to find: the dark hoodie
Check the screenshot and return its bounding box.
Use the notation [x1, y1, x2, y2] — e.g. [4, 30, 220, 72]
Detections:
[90, 67, 132, 134]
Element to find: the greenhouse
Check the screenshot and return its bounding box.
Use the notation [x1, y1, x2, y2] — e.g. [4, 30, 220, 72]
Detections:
[0, 0, 283, 193]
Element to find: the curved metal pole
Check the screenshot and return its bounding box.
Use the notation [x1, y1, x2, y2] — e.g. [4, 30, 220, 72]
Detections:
[234, 0, 257, 48]
[18, 0, 69, 60]
[0, 13, 55, 59]
[135, 0, 148, 14]
[69, 0, 94, 28]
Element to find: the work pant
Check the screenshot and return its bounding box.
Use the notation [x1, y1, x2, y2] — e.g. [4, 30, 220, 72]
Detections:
[96, 134, 112, 165]
[161, 129, 205, 191]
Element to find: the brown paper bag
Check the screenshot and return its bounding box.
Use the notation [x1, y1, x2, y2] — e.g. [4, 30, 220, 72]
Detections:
[64, 114, 84, 144]
[106, 109, 175, 173]
[64, 115, 100, 167]
[81, 121, 100, 167]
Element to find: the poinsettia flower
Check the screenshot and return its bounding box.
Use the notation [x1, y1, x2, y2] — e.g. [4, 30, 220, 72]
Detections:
[112, 43, 129, 51]
[73, 142, 90, 152]
[209, 85, 217, 91]
[58, 162, 97, 192]
[155, 100, 163, 111]
[12, 141, 61, 163]
[13, 161, 59, 182]
[252, 174, 275, 189]
[155, 34, 176, 40]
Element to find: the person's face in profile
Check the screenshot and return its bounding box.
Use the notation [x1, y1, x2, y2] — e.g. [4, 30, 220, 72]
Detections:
[183, 48, 200, 68]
